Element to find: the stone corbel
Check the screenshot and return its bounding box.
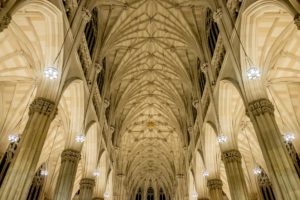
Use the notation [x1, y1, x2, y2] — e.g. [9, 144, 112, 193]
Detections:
[0, 14, 11, 32]
[294, 14, 300, 30]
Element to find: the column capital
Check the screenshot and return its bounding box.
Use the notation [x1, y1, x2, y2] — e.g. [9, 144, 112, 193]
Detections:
[213, 8, 223, 22]
[207, 178, 222, 190]
[80, 178, 95, 188]
[247, 98, 274, 116]
[201, 63, 209, 73]
[29, 97, 56, 116]
[0, 14, 11, 32]
[82, 7, 92, 22]
[294, 14, 300, 30]
[222, 149, 242, 163]
[61, 149, 81, 163]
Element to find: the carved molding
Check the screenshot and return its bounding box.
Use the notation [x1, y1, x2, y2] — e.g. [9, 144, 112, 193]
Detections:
[207, 179, 223, 190]
[294, 14, 300, 30]
[0, 14, 11, 32]
[61, 149, 81, 163]
[247, 98, 274, 117]
[80, 178, 95, 188]
[222, 149, 242, 163]
[82, 7, 92, 22]
[213, 8, 222, 22]
[29, 97, 56, 116]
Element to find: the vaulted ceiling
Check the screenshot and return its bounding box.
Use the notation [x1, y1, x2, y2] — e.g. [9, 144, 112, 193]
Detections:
[93, 0, 210, 195]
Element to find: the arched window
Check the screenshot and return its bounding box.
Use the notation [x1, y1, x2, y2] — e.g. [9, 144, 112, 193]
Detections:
[284, 139, 300, 178]
[84, 8, 98, 58]
[0, 136, 20, 186]
[159, 188, 166, 200]
[257, 167, 276, 200]
[147, 187, 154, 200]
[206, 9, 220, 56]
[26, 164, 47, 200]
[135, 188, 142, 200]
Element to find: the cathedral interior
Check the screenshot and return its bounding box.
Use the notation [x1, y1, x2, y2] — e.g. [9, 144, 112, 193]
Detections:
[0, 0, 300, 200]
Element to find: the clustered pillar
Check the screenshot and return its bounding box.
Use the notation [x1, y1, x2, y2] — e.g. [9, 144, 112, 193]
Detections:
[222, 149, 249, 200]
[53, 149, 81, 200]
[207, 179, 223, 200]
[0, 97, 56, 200]
[247, 99, 300, 199]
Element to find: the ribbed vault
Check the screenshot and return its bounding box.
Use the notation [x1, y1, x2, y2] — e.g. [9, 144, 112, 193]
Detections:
[93, 0, 208, 195]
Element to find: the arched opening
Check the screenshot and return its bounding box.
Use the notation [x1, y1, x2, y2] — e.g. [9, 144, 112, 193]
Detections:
[147, 187, 154, 200]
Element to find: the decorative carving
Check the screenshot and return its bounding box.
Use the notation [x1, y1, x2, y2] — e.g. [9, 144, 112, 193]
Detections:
[188, 127, 193, 134]
[207, 179, 223, 190]
[213, 8, 222, 22]
[104, 98, 110, 108]
[222, 149, 242, 163]
[29, 98, 56, 116]
[82, 7, 92, 22]
[247, 99, 274, 116]
[176, 173, 184, 179]
[0, 14, 11, 32]
[294, 14, 300, 30]
[78, 35, 92, 77]
[61, 149, 81, 163]
[95, 63, 103, 73]
[201, 63, 208, 73]
[192, 99, 199, 108]
[80, 178, 95, 188]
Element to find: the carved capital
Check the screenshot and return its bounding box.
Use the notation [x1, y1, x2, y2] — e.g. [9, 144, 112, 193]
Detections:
[213, 8, 223, 22]
[247, 98, 274, 117]
[95, 63, 103, 73]
[192, 99, 199, 108]
[104, 98, 110, 108]
[61, 149, 81, 163]
[29, 97, 56, 116]
[207, 179, 222, 190]
[201, 63, 209, 73]
[0, 14, 11, 32]
[294, 14, 300, 30]
[176, 173, 184, 179]
[222, 149, 241, 163]
[80, 178, 95, 188]
[82, 7, 92, 22]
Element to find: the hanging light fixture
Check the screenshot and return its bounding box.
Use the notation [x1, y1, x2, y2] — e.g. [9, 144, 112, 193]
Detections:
[202, 170, 209, 177]
[75, 134, 86, 143]
[104, 192, 110, 198]
[93, 170, 101, 177]
[44, 66, 58, 80]
[191, 192, 198, 198]
[283, 132, 295, 142]
[253, 166, 262, 175]
[217, 134, 228, 143]
[40, 168, 49, 176]
[8, 134, 19, 143]
[247, 66, 261, 80]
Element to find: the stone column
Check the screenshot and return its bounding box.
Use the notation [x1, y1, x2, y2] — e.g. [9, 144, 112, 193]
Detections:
[53, 149, 81, 200]
[0, 97, 56, 200]
[207, 179, 223, 200]
[79, 178, 95, 200]
[247, 99, 300, 199]
[222, 149, 249, 200]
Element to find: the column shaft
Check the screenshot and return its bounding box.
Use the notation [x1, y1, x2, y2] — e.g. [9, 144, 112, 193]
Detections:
[53, 149, 81, 200]
[207, 179, 223, 200]
[0, 97, 56, 200]
[248, 99, 300, 199]
[222, 149, 249, 200]
[79, 178, 95, 200]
